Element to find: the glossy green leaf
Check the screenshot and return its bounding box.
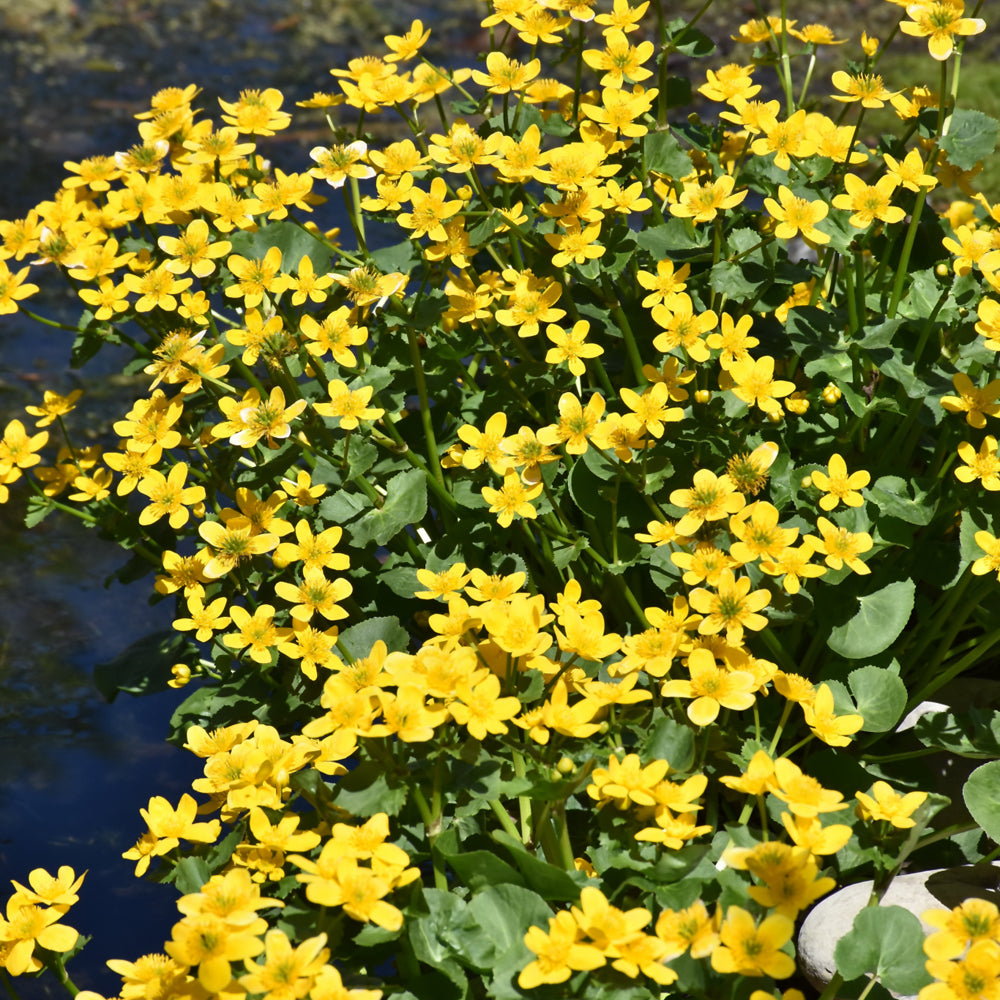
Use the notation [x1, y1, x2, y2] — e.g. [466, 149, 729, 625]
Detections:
[940, 109, 1000, 171]
[337, 616, 410, 659]
[963, 761, 1000, 843]
[350, 468, 428, 547]
[848, 664, 908, 732]
[834, 905, 933, 994]
[492, 831, 588, 900]
[333, 761, 408, 817]
[226, 219, 332, 274]
[827, 579, 916, 659]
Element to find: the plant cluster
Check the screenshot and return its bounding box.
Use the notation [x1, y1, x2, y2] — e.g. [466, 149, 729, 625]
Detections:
[3, 1, 1000, 999]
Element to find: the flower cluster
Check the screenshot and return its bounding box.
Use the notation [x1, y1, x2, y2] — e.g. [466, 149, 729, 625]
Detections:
[3, 0, 1000, 998]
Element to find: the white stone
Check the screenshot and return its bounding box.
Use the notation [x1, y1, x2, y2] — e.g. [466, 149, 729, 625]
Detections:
[798, 865, 1000, 998]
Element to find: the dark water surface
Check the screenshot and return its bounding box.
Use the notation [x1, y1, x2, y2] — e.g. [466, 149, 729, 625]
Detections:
[0, 0, 478, 994]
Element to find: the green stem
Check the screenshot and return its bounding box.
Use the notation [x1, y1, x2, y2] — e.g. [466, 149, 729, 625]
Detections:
[407, 330, 444, 486]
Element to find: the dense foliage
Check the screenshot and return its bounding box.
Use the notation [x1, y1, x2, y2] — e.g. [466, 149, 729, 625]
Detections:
[2, 1, 1000, 999]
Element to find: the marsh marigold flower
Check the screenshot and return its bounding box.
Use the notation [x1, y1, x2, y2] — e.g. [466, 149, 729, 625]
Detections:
[900, 0, 985, 60]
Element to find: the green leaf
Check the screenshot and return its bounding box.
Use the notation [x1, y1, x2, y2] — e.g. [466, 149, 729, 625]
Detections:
[827, 579, 916, 659]
[914, 708, 1000, 759]
[643, 715, 695, 771]
[173, 857, 211, 894]
[24, 495, 54, 528]
[408, 890, 471, 987]
[349, 468, 428, 547]
[665, 17, 715, 56]
[857, 319, 904, 349]
[834, 906, 933, 995]
[709, 258, 771, 301]
[333, 760, 408, 817]
[492, 831, 588, 900]
[963, 761, 1000, 842]
[898, 268, 946, 323]
[435, 845, 524, 893]
[346, 435, 378, 479]
[940, 109, 1000, 171]
[370, 239, 419, 275]
[634, 218, 708, 256]
[319, 489, 367, 524]
[643, 129, 693, 179]
[868, 476, 935, 526]
[848, 664, 907, 732]
[337, 616, 410, 659]
[466, 885, 554, 973]
[226, 219, 332, 274]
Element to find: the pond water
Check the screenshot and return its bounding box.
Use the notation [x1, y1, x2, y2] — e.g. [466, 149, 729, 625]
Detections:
[0, 0, 478, 994]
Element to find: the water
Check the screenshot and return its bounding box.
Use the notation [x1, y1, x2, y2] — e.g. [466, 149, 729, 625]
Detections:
[0, 0, 480, 993]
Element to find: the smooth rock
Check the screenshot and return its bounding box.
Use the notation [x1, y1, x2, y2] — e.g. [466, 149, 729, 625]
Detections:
[798, 864, 1000, 997]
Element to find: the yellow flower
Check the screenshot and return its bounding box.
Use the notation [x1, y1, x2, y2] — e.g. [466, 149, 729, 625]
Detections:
[698, 63, 761, 102]
[239, 929, 329, 997]
[855, 780, 928, 828]
[219, 87, 291, 134]
[763, 186, 830, 245]
[670, 468, 746, 536]
[884, 149, 938, 192]
[414, 563, 471, 601]
[137, 462, 206, 529]
[651, 293, 718, 362]
[955, 438, 1000, 489]
[165, 913, 266, 992]
[224, 604, 292, 664]
[729, 501, 799, 564]
[831, 70, 899, 108]
[941, 372, 1000, 427]
[899, 0, 985, 60]
[157, 218, 231, 278]
[771, 758, 845, 818]
[661, 646, 756, 725]
[519, 910, 606, 989]
[275, 569, 353, 623]
[656, 900, 719, 959]
[472, 51, 541, 93]
[725, 841, 835, 919]
[781, 813, 852, 855]
[723, 355, 796, 418]
[811, 453, 870, 511]
[581, 28, 655, 87]
[482, 472, 544, 528]
[670, 175, 747, 224]
[544, 221, 606, 267]
[687, 568, 771, 645]
[802, 683, 864, 747]
[923, 939, 1000, 1000]
[224, 245, 288, 308]
[313, 381, 384, 431]
[761, 543, 827, 594]
[751, 110, 817, 170]
[811, 517, 874, 574]
[976, 299, 1000, 351]
[923, 899, 1000, 961]
[397, 177, 463, 241]
[711, 906, 796, 978]
[383, 19, 430, 62]
[0, 898, 79, 976]
[171, 596, 231, 647]
[538, 391, 606, 455]
[9, 867, 82, 912]
[832, 173, 905, 228]
[448, 673, 522, 740]
[545, 320, 604, 376]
